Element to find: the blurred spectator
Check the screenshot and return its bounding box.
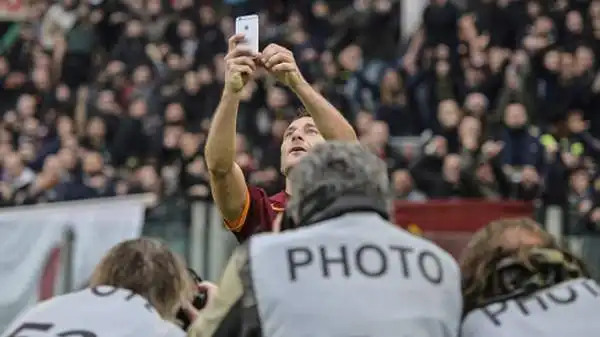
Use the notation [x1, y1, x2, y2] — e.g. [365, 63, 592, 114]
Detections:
[391, 168, 427, 201]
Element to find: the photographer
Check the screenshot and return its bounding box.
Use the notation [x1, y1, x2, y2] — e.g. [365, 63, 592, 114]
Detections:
[189, 142, 462, 337]
[460, 218, 598, 337]
[0, 238, 208, 337]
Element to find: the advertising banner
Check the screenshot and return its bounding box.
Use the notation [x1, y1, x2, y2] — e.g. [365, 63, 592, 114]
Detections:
[395, 200, 535, 257]
[0, 196, 147, 332]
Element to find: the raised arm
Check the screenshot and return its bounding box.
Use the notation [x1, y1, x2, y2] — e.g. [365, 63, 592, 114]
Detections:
[260, 44, 357, 141]
[292, 79, 357, 141]
[205, 35, 256, 224]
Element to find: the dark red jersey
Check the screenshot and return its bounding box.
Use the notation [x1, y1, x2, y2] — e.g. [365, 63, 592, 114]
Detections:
[224, 186, 288, 242]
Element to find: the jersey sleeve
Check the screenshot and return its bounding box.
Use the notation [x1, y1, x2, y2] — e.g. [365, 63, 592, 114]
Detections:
[224, 186, 276, 242]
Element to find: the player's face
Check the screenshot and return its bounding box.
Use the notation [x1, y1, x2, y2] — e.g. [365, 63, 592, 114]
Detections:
[280, 117, 325, 175]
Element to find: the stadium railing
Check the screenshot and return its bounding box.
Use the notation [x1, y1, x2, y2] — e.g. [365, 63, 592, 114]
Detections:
[187, 199, 600, 281]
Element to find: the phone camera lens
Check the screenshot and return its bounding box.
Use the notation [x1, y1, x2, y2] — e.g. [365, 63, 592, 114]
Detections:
[244, 25, 248, 30]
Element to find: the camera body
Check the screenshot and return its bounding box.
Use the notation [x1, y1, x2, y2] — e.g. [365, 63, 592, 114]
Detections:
[176, 269, 208, 330]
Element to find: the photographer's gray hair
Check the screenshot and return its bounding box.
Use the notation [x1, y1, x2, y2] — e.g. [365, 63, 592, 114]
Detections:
[287, 141, 392, 223]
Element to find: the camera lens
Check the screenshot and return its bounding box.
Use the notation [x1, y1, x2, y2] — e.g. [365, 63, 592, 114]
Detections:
[245, 25, 248, 30]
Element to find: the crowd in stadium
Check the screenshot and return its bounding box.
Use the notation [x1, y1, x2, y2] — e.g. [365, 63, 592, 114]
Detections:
[1, 0, 600, 219]
[4, 0, 600, 336]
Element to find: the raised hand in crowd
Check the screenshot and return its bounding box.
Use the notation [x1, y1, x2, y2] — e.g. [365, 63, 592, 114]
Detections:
[589, 207, 600, 224]
[430, 135, 448, 158]
[224, 34, 258, 94]
[521, 166, 540, 188]
[481, 140, 504, 159]
[511, 49, 529, 68]
[402, 53, 418, 76]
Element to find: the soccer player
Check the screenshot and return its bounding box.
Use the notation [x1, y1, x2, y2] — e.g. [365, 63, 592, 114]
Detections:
[460, 218, 599, 337]
[189, 142, 462, 337]
[205, 35, 356, 241]
[1, 238, 195, 337]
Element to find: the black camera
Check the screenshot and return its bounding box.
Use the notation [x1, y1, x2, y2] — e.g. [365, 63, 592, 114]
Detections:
[280, 210, 298, 231]
[176, 268, 208, 330]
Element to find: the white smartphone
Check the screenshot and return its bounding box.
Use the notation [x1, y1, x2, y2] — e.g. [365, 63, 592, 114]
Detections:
[235, 14, 259, 54]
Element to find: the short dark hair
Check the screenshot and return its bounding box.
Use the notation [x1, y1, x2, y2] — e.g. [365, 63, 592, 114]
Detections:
[279, 108, 311, 124]
[292, 108, 311, 121]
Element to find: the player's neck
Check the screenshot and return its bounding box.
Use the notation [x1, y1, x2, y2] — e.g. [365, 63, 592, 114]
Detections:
[285, 178, 292, 195]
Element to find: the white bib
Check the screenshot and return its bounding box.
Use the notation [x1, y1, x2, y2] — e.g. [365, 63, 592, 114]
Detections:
[1, 287, 185, 337]
[250, 213, 463, 337]
[461, 278, 600, 337]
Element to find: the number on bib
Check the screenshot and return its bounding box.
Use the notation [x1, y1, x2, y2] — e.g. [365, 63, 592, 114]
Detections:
[6, 323, 97, 337]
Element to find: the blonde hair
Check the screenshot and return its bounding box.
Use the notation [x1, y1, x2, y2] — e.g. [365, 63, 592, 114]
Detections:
[460, 218, 560, 313]
[89, 238, 192, 320]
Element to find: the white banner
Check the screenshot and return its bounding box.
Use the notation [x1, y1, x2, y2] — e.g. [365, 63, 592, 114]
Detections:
[0, 196, 148, 332]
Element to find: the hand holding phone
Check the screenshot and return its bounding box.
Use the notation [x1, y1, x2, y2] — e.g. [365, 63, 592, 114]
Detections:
[223, 33, 257, 93]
